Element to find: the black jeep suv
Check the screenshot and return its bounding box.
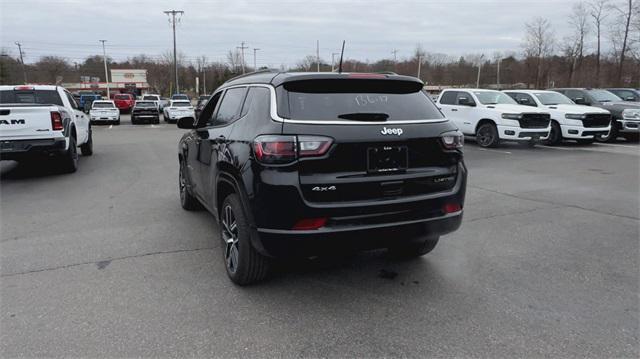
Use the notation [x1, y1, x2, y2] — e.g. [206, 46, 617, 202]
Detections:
[177, 71, 467, 285]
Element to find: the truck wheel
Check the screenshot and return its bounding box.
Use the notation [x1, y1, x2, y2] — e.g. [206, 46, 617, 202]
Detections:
[116, 118, 121, 125]
[388, 236, 440, 258]
[545, 121, 562, 146]
[60, 135, 78, 173]
[476, 123, 500, 148]
[131, 116, 136, 125]
[597, 122, 619, 142]
[179, 160, 201, 211]
[220, 193, 270, 285]
[80, 129, 93, 156]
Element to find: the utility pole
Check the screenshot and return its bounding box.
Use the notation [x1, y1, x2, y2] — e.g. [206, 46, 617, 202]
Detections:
[331, 52, 339, 72]
[496, 58, 501, 90]
[164, 9, 184, 94]
[391, 49, 399, 71]
[417, 55, 422, 80]
[14, 42, 27, 84]
[253, 48, 260, 71]
[316, 40, 320, 72]
[476, 54, 485, 88]
[203, 70, 206, 94]
[237, 41, 248, 74]
[99, 40, 110, 98]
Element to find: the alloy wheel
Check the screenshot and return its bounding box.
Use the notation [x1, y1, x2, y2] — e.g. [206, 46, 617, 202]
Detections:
[477, 126, 494, 147]
[221, 204, 240, 274]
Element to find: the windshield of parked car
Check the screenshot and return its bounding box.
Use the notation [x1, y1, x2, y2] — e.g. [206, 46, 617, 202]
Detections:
[136, 101, 156, 107]
[534, 92, 574, 105]
[587, 89, 622, 102]
[142, 95, 158, 101]
[172, 95, 188, 100]
[114, 95, 130, 100]
[281, 79, 444, 122]
[473, 91, 518, 105]
[92, 102, 115, 108]
[0, 89, 64, 106]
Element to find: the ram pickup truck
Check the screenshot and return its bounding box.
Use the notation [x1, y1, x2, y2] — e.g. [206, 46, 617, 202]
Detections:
[0, 85, 93, 172]
[89, 100, 120, 125]
[606, 88, 640, 102]
[553, 88, 640, 142]
[437, 88, 551, 147]
[504, 90, 611, 145]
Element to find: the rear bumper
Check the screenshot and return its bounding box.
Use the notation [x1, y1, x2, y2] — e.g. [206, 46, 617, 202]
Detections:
[250, 161, 467, 257]
[0, 137, 67, 161]
[497, 125, 550, 141]
[90, 115, 119, 123]
[257, 212, 462, 257]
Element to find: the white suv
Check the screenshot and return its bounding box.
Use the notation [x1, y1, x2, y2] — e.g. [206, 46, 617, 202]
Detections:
[504, 90, 611, 145]
[437, 89, 551, 147]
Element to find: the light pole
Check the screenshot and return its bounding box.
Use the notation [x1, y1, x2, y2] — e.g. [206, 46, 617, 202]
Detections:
[164, 10, 184, 94]
[14, 42, 27, 84]
[237, 42, 248, 74]
[496, 58, 501, 90]
[476, 54, 485, 88]
[331, 52, 339, 72]
[417, 55, 422, 79]
[99, 40, 110, 98]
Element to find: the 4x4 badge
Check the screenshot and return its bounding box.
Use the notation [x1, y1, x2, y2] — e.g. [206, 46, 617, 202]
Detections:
[312, 185, 336, 192]
[380, 127, 403, 136]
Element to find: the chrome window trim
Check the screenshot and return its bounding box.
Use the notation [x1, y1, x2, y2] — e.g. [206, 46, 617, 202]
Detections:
[220, 83, 449, 125]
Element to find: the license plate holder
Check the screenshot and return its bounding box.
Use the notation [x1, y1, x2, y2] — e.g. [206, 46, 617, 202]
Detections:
[367, 146, 408, 173]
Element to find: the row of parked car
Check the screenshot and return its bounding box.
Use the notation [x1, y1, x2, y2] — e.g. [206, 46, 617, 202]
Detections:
[433, 87, 640, 147]
[86, 93, 213, 125]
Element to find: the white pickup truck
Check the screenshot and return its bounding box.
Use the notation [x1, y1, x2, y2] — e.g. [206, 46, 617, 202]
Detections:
[437, 89, 551, 147]
[503, 90, 611, 145]
[0, 85, 93, 173]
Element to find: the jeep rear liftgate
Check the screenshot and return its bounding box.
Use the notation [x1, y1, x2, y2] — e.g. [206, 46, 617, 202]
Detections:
[278, 78, 461, 205]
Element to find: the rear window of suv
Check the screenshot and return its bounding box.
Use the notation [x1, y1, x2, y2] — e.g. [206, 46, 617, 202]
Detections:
[0, 90, 64, 106]
[279, 79, 443, 122]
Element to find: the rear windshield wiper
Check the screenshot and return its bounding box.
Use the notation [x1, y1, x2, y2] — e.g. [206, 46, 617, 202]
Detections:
[337, 112, 389, 121]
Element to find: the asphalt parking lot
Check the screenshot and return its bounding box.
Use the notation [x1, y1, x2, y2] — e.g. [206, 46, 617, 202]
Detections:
[1, 115, 638, 358]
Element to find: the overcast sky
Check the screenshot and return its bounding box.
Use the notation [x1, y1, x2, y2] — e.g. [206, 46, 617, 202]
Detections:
[0, 0, 598, 67]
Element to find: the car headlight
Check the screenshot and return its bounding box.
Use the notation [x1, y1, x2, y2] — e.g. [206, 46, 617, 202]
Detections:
[501, 113, 522, 120]
[622, 109, 640, 120]
[565, 113, 586, 120]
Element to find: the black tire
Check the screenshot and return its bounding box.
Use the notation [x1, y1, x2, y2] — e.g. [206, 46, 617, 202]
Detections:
[179, 160, 201, 211]
[545, 121, 562, 146]
[59, 135, 78, 173]
[154, 117, 160, 125]
[388, 236, 440, 258]
[220, 193, 270, 285]
[476, 122, 500, 148]
[116, 118, 121, 125]
[131, 116, 137, 125]
[576, 138, 595, 145]
[80, 129, 93, 156]
[597, 122, 619, 142]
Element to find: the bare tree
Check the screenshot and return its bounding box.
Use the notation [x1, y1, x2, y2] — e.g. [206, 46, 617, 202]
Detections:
[523, 17, 555, 88]
[226, 50, 242, 73]
[589, 0, 609, 86]
[610, 0, 635, 85]
[568, 2, 590, 85]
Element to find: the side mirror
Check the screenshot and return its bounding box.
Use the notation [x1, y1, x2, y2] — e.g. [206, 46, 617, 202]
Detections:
[574, 97, 587, 105]
[176, 117, 195, 129]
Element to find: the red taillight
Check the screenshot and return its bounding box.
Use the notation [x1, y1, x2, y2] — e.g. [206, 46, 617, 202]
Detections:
[292, 218, 327, 230]
[14, 86, 34, 91]
[440, 131, 464, 150]
[443, 203, 462, 214]
[253, 135, 333, 164]
[50, 111, 63, 131]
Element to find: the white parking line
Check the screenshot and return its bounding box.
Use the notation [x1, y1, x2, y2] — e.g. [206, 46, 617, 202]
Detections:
[593, 142, 639, 149]
[476, 148, 512, 154]
[109, 125, 113, 129]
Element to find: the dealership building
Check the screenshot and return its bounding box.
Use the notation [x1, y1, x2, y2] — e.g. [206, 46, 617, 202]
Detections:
[62, 69, 150, 96]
